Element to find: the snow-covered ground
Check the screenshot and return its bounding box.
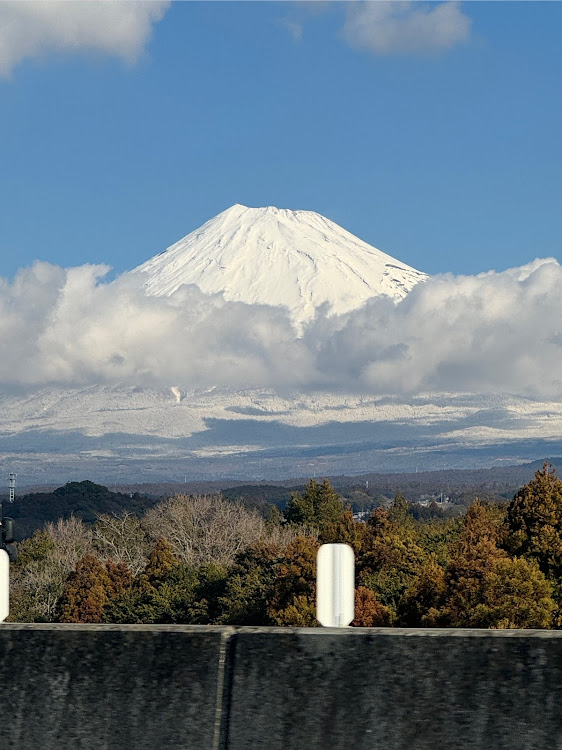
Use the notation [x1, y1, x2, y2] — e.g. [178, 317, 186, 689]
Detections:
[5, 384, 562, 441]
[2, 384, 562, 484]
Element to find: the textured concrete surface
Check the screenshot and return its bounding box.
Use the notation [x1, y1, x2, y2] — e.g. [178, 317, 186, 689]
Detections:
[2, 625, 562, 750]
[0, 624, 229, 750]
[226, 628, 562, 750]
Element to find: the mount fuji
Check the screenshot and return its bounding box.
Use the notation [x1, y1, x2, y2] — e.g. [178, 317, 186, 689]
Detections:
[130, 204, 428, 328]
[2, 205, 562, 486]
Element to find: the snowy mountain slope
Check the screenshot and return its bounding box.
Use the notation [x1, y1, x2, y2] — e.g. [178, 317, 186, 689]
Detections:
[3, 385, 562, 441]
[131, 204, 428, 326]
[3, 385, 562, 483]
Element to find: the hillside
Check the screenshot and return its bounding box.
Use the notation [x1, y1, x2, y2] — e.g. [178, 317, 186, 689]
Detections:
[6, 459, 559, 540]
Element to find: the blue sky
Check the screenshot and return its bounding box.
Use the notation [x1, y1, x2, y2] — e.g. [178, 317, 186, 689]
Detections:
[1, 1, 561, 280]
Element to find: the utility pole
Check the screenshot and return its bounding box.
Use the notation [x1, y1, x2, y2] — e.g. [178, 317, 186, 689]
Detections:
[1, 474, 18, 623]
[8, 473, 16, 504]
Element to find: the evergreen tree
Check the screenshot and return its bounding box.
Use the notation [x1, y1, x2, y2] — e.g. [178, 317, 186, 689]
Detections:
[437, 500, 507, 626]
[505, 463, 562, 578]
[267, 535, 320, 626]
[218, 542, 281, 625]
[398, 556, 447, 627]
[321, 508, 366, 552]
[142, 538, 178, 585]
[476, 557, 555, 629]
[434, 500, 555, 628]
[388, 493, 412, 526]
[284, 479, 343, 530]
[352, 586, 391, 627]
[358, 508, 425, 617]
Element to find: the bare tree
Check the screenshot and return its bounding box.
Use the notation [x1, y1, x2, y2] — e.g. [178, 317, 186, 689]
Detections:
[94, 512, 150, 576]
[266, 521, 319, 548]
[10, 518, 95, 622]
[44, 517, 95, 573]
[142, 494, 267, 567]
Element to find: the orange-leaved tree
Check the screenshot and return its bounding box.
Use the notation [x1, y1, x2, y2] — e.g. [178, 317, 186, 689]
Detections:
[57, 555, 132, 623]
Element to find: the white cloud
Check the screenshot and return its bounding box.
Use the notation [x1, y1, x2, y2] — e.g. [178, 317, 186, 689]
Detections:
[0, 0, 170, 77]
[1, 257, 562, 402]
[281, 19, 304, 44]
[0, 262, 314, 389]
[307, 258, 562, 397]
[342, 1, 471, 55]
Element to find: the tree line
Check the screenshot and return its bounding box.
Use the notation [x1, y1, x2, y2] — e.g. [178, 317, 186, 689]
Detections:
[7, 464, 562, 628]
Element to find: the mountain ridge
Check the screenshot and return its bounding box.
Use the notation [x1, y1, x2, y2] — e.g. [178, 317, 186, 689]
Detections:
[131, 204, 429, 326]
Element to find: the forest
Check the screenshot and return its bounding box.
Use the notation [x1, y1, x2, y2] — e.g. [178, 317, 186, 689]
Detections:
[5, 464, 562, 629]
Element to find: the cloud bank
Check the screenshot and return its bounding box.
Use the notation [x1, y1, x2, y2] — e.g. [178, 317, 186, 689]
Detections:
[1, 258, 562, 400]
[342, 1, 471, 55]
[0, 0, 170, 77]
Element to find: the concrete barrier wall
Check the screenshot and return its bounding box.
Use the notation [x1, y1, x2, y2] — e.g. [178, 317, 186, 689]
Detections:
[1, 625, 562, 750]
[0, 624, 230, 750]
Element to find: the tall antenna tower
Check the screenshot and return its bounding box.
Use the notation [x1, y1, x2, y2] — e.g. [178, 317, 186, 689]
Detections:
[8, 473, 16, 504]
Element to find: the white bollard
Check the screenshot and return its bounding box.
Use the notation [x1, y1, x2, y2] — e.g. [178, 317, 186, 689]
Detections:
[0, 548, 9, 623]
[316, 543, 354, 627]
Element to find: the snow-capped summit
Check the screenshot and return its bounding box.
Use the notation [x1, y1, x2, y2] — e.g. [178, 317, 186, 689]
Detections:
[131, 204, 428, 326]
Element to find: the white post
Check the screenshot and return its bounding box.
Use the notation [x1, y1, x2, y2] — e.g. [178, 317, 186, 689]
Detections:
[0, 548, 9, 623]
[316, 543, 355, 627]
